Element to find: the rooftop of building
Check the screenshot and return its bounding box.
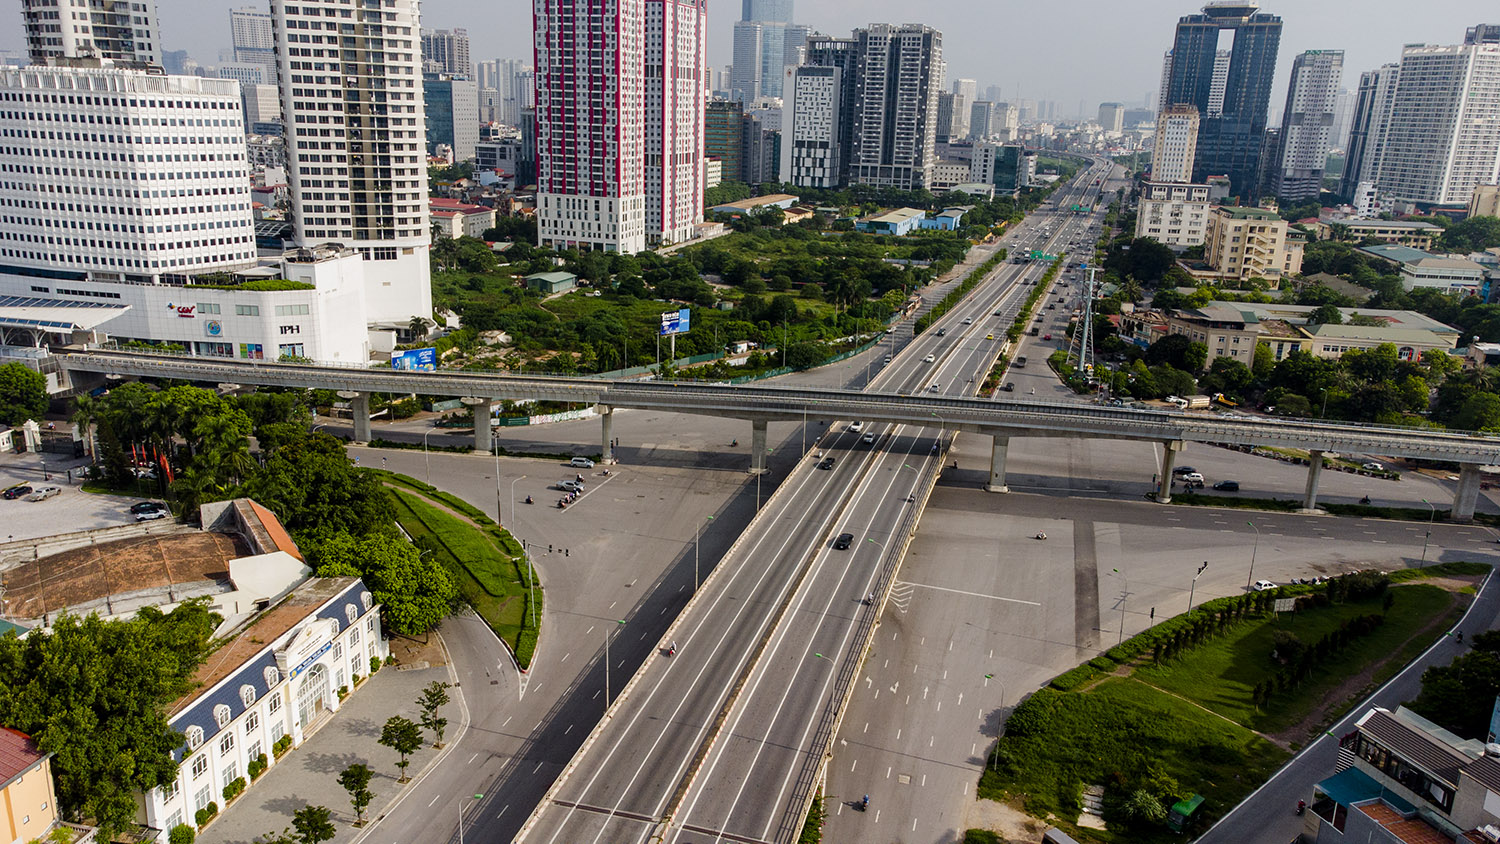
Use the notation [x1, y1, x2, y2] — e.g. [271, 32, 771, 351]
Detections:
[1259, 318, 1303, 339]
[1360, 707, 1483, 786]
[866, 208, 927, 225]
[0, 531, 245, 622]
[1409, 256, 1488, 273]
[1215, 206, 1282, 221]
[524, 271, 577, 284]
[1359, 244, 1436, 265]
[168, 577, 360, 718]
[1174, 302, 1459, 335]
[1305, 323, 1460, 346]
[709, 194, 800, 212]
[0, 294, 132, 333]
[1334, 219, 1444, 231]
[0, 727, 46, 790]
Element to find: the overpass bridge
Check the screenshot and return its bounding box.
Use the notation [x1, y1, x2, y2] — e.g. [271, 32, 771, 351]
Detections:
[60, 350, 1500, 518]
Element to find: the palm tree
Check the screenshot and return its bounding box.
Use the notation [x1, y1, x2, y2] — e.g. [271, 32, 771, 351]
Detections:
[71, 394, 99, 461]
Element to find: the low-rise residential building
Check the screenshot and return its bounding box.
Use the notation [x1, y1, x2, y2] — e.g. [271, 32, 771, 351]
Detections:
[1165, 301, 1460, 366]
[1359, 245, 1490, 297]
[929, 160, 973, 193]
[1472, 183, 1500, 219]
[855, 208, 926, 237]
[141, 576, 386, 835]
[1310, 219, 1444, 250]
[524, 272, 578, 295]
[1200, 206, 1303, 281]
[429, 200, 496, 240]
[1136, 182, 1213, 248]
[0, 728, 87, 844]
[919, 208, 969, 231]
[1307, 706, 1500, 843]
[708, 194, 800, 216]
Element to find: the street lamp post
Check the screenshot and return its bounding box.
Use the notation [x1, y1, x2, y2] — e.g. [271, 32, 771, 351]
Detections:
[1421, 498, 1437, 563]
[695, 515, 715, 591]
[984, 672, 1008, 770]
[509, 474, 527, 528]
[1189, 561, 1208, 612]
[1246, 521, 1261, 591]
[1112, 567, 1127, 644]
[422, 426, 437, 484]
[1320, 387, 1329, 419]
[457, 793, 483, 844]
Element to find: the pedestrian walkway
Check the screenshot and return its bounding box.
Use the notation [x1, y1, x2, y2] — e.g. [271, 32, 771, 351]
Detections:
[197, 654, 463, 844]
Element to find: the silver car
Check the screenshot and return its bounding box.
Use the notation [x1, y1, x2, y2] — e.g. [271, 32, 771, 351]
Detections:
[25, 485, 60, 502]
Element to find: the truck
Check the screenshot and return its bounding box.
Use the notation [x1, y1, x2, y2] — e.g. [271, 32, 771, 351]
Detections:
[1166, 394, 1213, 410]
[1014, 356, 1028, 368]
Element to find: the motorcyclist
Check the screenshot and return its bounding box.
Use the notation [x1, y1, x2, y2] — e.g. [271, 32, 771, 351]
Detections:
[1036, 532, 1047, 540]
[525, 495, 533, 505]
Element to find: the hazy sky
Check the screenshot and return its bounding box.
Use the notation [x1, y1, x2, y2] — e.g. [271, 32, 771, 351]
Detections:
[3, 0, 1495, 115]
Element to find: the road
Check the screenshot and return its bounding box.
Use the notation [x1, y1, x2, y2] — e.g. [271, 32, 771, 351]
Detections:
[516, 160, 1118, 844]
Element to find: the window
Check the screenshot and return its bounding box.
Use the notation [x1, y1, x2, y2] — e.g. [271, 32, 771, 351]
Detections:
[248, 741, 262, 763]
[194, 784, 212, 812]
[333, 642, 342, 660]
[214, 704, 231, 728]
[268, 694, 281, 714]
[197, 302, 221, 314]
[271, 720, 285, 743]
[361, 591, 373, 611]
[222, 761, 238, 784]
[246, 711, 259, 733]
[166, 810, 183, 831]
[235, 304, 259, 316]
[240, 684, 257, 707]
[220, 733, 234, 756]
[345, 604, 358, 624]
[186, 726, 204, 749]
[191, 755, 207, 779]
[162, 779, 177, 800]
[264, 666, 280, 689]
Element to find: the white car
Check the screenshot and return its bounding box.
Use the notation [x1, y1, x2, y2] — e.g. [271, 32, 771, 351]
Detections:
[570, 456, 596, 468]
[1180, 472, 1205, 484]
[849, 421, 865, 433]
[558, 479, 585, 493]
[1362, 462, 1384, 471]
[862, 432, 876, 444]
[962, 317, 973, 325]
[136, 508, 169, 522]
[1252, 580, 1277, 592]
[924, 354, 936, 363]
[25, 485, 60, 502]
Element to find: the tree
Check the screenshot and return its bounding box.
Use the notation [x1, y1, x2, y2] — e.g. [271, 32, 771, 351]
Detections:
[379, 716, 423, 782]
[311, 532, 457, 636]
[1439, 216, 1500, 253]
[291, 805, 336, 844]
[0, 362, 47, 425]
[1409, 633, 1500, 739]
[168, 824, 195, 844]
[1144, 334, 1207, 372]
[1308, 303, 1343, 325]
[1455, 393, 1500, 432]
[71, 394, 99, 460]
[0, 602, 218, 838]
[417, 681, 452, 747]
[338, 763, 375, 825]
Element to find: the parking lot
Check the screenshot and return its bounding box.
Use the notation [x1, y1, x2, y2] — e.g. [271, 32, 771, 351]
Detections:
[0, 452, 162, 543]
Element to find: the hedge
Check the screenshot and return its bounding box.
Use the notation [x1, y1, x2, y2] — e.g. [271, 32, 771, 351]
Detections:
[914, 249, 1009, 335]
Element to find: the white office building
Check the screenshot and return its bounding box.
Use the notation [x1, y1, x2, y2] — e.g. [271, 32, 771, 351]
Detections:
[844, 24, 942, 191]
[780, 65, 841, 188]
[1152, 104, 1200, 184]
[230, 7, 277, 82]
[1136, 181, 1213, 248]
[420, 28, 471, 78]
[1270, 50, 1344, 202]
[1341, 63, 1399, 198]
[270, 0, 432, 326]
[1378, 26, 1500, 206]
[23, 0, 162, 67]
[535, 0, 705, 252]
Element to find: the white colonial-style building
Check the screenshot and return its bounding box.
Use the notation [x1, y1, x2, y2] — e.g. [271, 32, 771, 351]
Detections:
[139, 577, 386, 833]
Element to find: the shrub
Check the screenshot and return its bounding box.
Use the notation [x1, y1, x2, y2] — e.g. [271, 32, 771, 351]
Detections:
[273, 735, 293, 759]
[168, 823, 195, 844]
[370, 655, 382, 675]
[194, 802, 219, 829]
[222, 777, 246, 802]
[1049, 664, 1102, 692]
[337, 685, 349, 701]
[1004, 688, 1061, 738]
[247, 753, 268, 781]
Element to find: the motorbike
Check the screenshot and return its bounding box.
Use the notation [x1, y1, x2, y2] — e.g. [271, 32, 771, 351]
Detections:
[1035, 532, 1047, 540]
[667, 641, 678, 656]
[525, 496, 534, 505]
[1296, 800, 1305, 816]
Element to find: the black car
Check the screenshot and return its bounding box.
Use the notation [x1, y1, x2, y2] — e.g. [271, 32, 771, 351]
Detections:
[818, 457, 836, 470]
[1000, 382, 1015, 392]
[1213, 480, 1240, 491]
[130, 501, 168, 514]
[2, 485, 33, 500]
[936, 328, 946, 336]
[833, 533, 854, 550]
[1171, 466, 1196, 476]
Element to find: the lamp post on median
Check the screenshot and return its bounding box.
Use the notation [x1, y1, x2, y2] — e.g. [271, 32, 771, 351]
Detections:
[1421, 498, 1437, 563]
[695, 515, 715, 591]
[1246, 521, 1261, 591]
[1189, 561, 1208, 612]
[1112, 567, 1127, 645]
[423, 426, 437, 484]
[509, 474, 527, 529]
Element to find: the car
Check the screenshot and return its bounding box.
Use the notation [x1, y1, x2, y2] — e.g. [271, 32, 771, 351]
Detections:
[862, 432, 876, 444]
[129, 501, 167, 515]
[1212, 480, 1241, 491]
[833, 533, 854, 550]
[884, 355, 892, 364]
[2, 484, 33, 500]
[558, 479, 585, 492]
[986, 333, 995, 340]
[570, 456, 596, 469]
[1000, 382, 1015, 392]
[924, 354, 936, 363]
[962, 317, 973, 325]
[1362, 462, 1385, 471]
[993, 311, 1004, 317]
[1014, 356, 1028, 367]
[1252, 580, 1277, 592]
[1171, 466, 1197, 476]
[1043, 334, 1052, 341]
[936, 327, 947, 336]
[929, 383, 941, 393]
[1180, 472, 1205, 484]
[136, 508, 170, 522]
[25, 486, 60, 502]
[818, 457, 836, 470]
[849, 421, 865, 433]
[1047, 303, 1056, 310]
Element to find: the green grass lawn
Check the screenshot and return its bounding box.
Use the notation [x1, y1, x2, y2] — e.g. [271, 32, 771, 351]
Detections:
[1133, 584, 1459, 734]
[388, 488, 541, 668]
[981, 679, 1287, 842]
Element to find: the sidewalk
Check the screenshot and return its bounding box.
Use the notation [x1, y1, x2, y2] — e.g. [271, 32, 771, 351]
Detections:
[197, 655, 463, 844]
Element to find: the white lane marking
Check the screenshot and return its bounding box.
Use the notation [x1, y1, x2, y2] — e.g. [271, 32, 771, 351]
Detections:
[468, 753, 479, 764]
[851, 759, 857, 772]
[899, 581, 1042, 606]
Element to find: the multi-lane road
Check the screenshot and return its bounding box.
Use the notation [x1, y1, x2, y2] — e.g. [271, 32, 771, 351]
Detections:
[516, 160, 1119, 844]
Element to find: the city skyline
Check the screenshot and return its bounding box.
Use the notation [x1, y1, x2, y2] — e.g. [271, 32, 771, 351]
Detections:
[2, 0, 1492, 117]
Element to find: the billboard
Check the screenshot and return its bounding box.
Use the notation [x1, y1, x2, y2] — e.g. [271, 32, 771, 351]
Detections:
[660, 308, 692, 337]
[392, 348, 437, 372]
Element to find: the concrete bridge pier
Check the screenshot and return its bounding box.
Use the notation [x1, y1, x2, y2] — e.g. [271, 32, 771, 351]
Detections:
[1302, 451, 1325, 512]
[750, 419, 769, 475]
[464, 398, 494, 454]
[601, 405, 615, 463]
[1156, 440, 1184, 503]
[339, 391, 371, 443]
[985, 434, 1010, 493]
[1453, 463, 1483, 523]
